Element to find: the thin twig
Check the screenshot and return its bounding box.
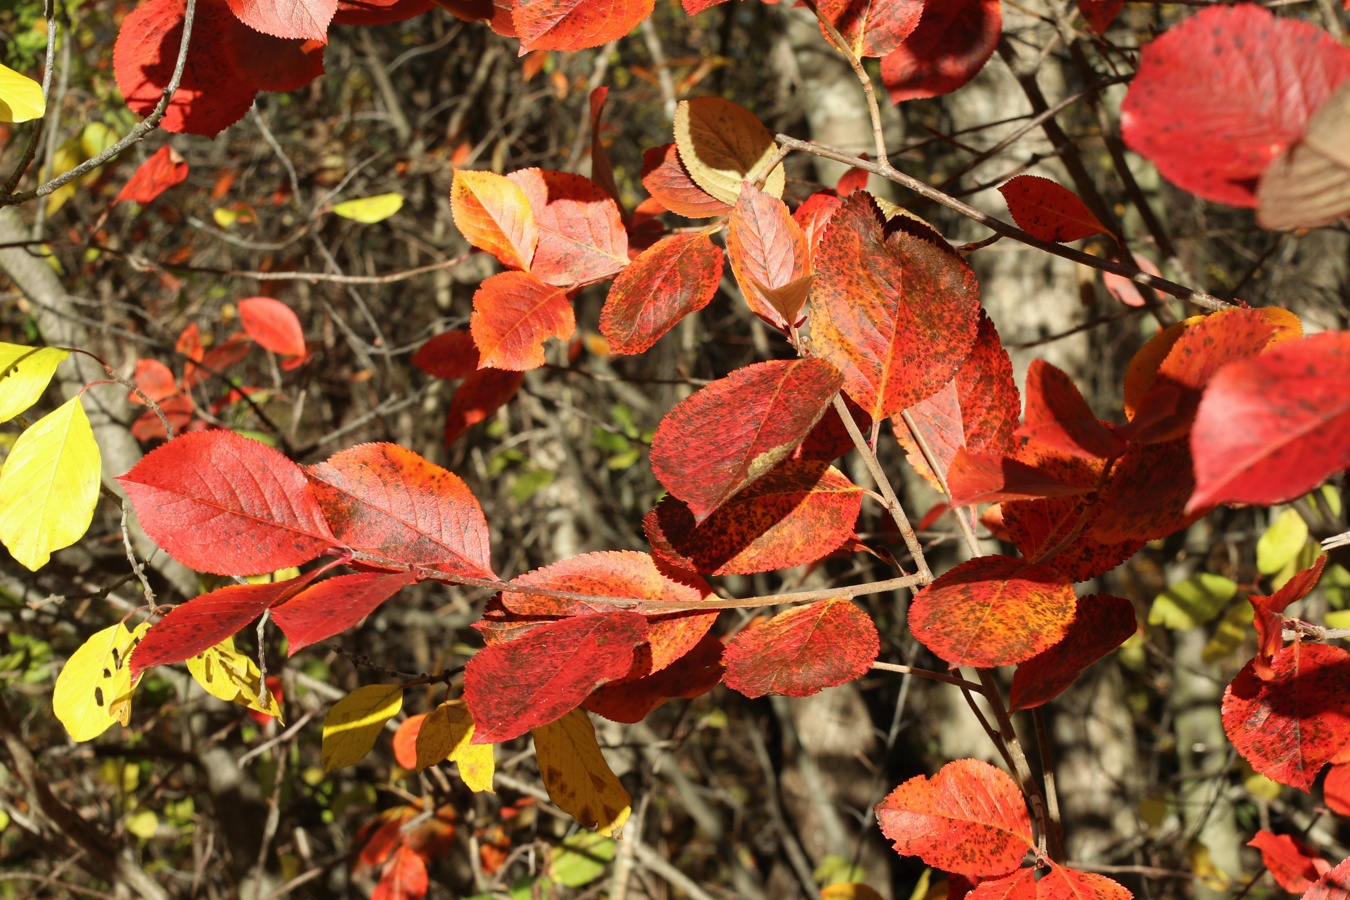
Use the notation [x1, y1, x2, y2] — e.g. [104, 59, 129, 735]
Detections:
[871, 661, 982, 690]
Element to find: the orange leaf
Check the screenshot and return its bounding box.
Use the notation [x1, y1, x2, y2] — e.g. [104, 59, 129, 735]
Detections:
[450, 168, 537, 271]
[115, 145, 189, 204]
[469, 271, 575, 371]
[392, 714, 427, 770]
[512, 0, 655, 52]
[372, 845, 428, 900]
[599, 232, 724, 355]
[1249, 830, 1331, 893]
[640, 143, 731, 219]
[1009, 594, 1137, 711]
[507, 168, 628, 286]
[727, 183, 811, 330]
[998, 175, 1109, 243]
[815, 0, 921, 58]
[723, 598, 878, 698]
[968, 863, 1132, 900]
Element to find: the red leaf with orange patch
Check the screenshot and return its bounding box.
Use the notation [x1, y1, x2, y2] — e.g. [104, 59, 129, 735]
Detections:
[599, 233, 724, 355]
[119, 431, 336, 575]
[1222, 642, 1350, 790]
[727, 183, 811, 330]
[1121, 4, 1350, 207]
[507, 168, 628, 286]
[1249, 831, 1330, 893]
[464, 611, 649, 743]
[876, 758, 1034, 877]
[307, 443, 494, 580]
[879, 0, 1001, 102]
[640, 143, 731, 219]
[810, 193, 980, 421]
[649, 358, 844, 521]
[469, 271, 574, 371]
[272, 571, 417, 653]
[373, 845, 429, 900]
[585, 632, 725, 723]
[116, 146, 189, 204]
[968, 864, 1131, 900]
[451, 169, 537, 271]
[1190, 330, 1350, 510]
[512, 0, 655, 52]
[723, 598, 878, 698]
[644, 461, 862, 575]
[999, 176, 1110, 243]
[910, 556, 1076, 668]
[1009, 594, 1136, 711]
[1018, 359, 1125, 461]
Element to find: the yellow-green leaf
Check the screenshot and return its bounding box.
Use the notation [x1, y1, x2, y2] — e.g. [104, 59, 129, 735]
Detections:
[550, 831, 616, 888]
[125, 808, 158, 840]
[321, 684, 402, 771]
[43, 137, 82, 216]
[0, 396, 101, 570]
[1201, 600, 1254, 663]
[1257, 509, 1309, 575]
[53, 621, 150, 742]
[0, 343, 70, 423]
[331, 193, 404, 224]
[0, 63, 44, 124]
[532, 708, 629, 837]
[1148, 573, 1237, 630]
[415, 699, 494, 792]
[80, 122, 118, 159]
[186, 636, 283, 721]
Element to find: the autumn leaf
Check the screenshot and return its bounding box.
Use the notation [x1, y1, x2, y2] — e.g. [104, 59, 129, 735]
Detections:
[187, 637, 283, 720]
[450, 169, 537, 271]
[239, 297, 307, 359]
[727, 183, 811, 330]
[507, 168, 628, 286]
[221, 27, 326, 92]
[1258, 81, 1350, 230]
[945, 450, 1089, 508]
[322, 683, 403, 771]
[876, 758, 1034, 877]
[444, 368, 525, 445]
[0, 344, 69, 423]
[1222, 641, 1350, 790]
[271, 571, 418, 653]
[416, 700, 494, 792]
[809, 193, 980, 422]
[599, 232, 724, 355]
[1189, 330, 1350, 510]
[412, 328, 479, 380]
[306, 442, 495, 579]
[115, 145, 189, 204]
[1009, 594, 1136, 711]
[815, 0, 922, 58]
[464, 611, 649, 744]
[723, 599, 879, 698]
[332, 0, 433, 26]
[119, 431, 336, 576]
[332, 193, 404, 224]
[511, 0, 655, 52]
[968, 864, 1132, 900]
[533, 708, 631, 836]
[879, 0, 1002, 102]
[1089, 438, 1205, 543]
[639, 143, 731, 219]
[794, 191, 843, 252]
[674, 98, 785, 205]
[1325, 764, 1350, 817]
[584, 632, 725, 723]
[53, 622, 151, 742]
[374, 845, 428, 900]
[587, 87, 621, 205]
[909, 556, 1076, 667]
[998, 175, 1109, 243]
[0, 63, 44, 123]
[1078, 0, 1124, 34]
[649, 358, 844, 521]
[1248, 831, 1331, 893]
[226, 0, 337, 41]
[1305, 858, 1350, 900]
[1015, 360, 1125, 461]
[1249, 556, 1329, 681]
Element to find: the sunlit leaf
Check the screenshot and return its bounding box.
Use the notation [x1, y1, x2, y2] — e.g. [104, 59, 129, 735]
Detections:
[322, 684, 403, 771]
[879, 0, 1001, 102]
[507, 168, 627, 286]
[238, 297, 307, 359]
[271, 571, 417, 653]
[600, 232, 724, 355]
[674, 98, 785, 205]
[53, 622, 151, 742]
[451, 169, 537, 270]
[998, 176, 1109, 243]
[0, 344, 69, 424]
[0, 62, 45, 123]
[723, 599, 878, 698]
[532, 708, 631, 836]
[332, 193, 404, 224]
[469, 271, 574, 370]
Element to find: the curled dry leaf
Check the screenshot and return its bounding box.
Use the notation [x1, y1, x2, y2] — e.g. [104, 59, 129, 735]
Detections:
[674, 98, 785, 205]
[1259, 81, 1350, 230]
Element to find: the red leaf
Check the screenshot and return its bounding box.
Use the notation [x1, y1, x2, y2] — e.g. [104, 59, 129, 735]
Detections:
[876, 758, 1034, 877]
[727, 183, 811, 330]
[835, 166, 870, 197]
[817, 0, 921, 58]
[1009, 594, 1136, 711]
[196, 335, 252, 387]
[1325, 763, 1350, 816]
[119, 431, 336, 575]
[239, 297, 306, 358]
[649, 358, 844, 521]
[412, 329, 480, 381]
[879, 0, 1001, 102]
[722, 598, 879, 698]
[391, 714, 425, 770]
[1303, 857, 1350, 900]
[793, 191, 843, 253]
[587, 87, 621, 205]
[469, 271, 574, 371]
[464, 611, 649, 743]
[372, 845, 429, 900]
[1190, 330, 1350, 510]
[113, 0, 258, 137]
[1089, 438, 1205, 543]
[969, 864, 1132, 900]
[1222, 642, 1350, 790]
[307, 443, 494, 580]
[222, 29, 326, 93]
[115, 146, 190, 205]
[1251, 556, 1329, 680]
[131, 571, 320, 678]
[1017, 360, 1124, 461]
[640, 143, 731, 219]
[225, 0, 337, 41]
[809, 193, 980, 421]
[433, 0, 514, 36]
[272, 571, 417, 653]
[1120, 4, 1350, 207]
[584, 632, 725, 723]
[1077, 0, 1124, 34]
[511, 0, 655, 52]
[793, 392, 872, 463]
[450, 168, 537, 271]
[131, 358, 180, 403]
[1249, 831, 1330, 893]
[444, 368, 525, 445]
[599, 233, 724, 355]
[998, 175, 1109, 244]
[946, 449, 1088, 508]
[644, 461, 862, 575]
[909, 556, 1076, 668]
[496, 550, 716, 674]
[132, 397, 196, 441]
[507, 168, 628, 286]
[333, 0, 434, 26]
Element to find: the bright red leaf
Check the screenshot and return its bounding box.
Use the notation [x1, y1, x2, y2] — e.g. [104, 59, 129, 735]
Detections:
[333, 0, 434, 26]
[469, 271, 574, 371]
[373, 845, 429, 900]
[450, 169, 537, 271]
[115, 145, 190, 204]
[793, 392, 871, 464]
[1304, 857, 1350, 900]
[876, 758, 1034, 877]
[412, 329, 480, 381]
[222, 28, 325, 93]
[1019, 359, 1124, 461]
[1120, 4, 1350, 207]
[722, 598, 879, 698]
[649, 358, 844, 521]
[444, 368, 525, 445]
[640, 143, 731, 219]
[391, 714, 425, 770]
[238, 297, 306, 359]
[1325, 763, 1350, 816]
[131, 358, 180, 404]
[810, 193, 980, 421]
[307, 443, 494, 580]
[1077, 0, 1124, 34]
[464, 611, 649, 743]
[584, 632, 725, 723]
[879, 0, 1001, 103]
[131, 571, 320, 678]
[793, 191, 843, 253]
[1249, 831, 1330, 893]
[968, 864, 1131, 900]
[226, 0, 337, 41]
[727, 183, 811, 330]
[511, 0, 654, 51]
[1009, 594, 1136, 711]
[910, 555, 1076, 668]
[507, 168, 628, 286]
[1223, 641, 1350, 790]
[434, 0, 515, 36]
[119, 431, 336, 575]
[272, 571, 417, 653]
[946, 450, 1089, 508]
[1190, 330, 1350, 510]
[599, 232, 724, 355]
[999, 175, 1109, 244]
[816, 0, 921, 59]
[1251, 556, 1329, 681]
[644, 461, 862, 576]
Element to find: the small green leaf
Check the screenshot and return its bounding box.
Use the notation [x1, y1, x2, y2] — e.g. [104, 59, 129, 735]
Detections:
[125, 809, 159, 840]
[551, 831, 616, 888]
[321, 684, 402, 771]
[0, 63, 44, 123]
[1149, 573, 1237, 630]
[1257, 509, 1309, 575]
[331, 193, 404, 224]
[1323, 564, 1350, 610]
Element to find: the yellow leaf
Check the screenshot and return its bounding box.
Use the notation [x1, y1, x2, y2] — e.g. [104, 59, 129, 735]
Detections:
[125, 809, 158, 840]
[416, 700, 495, 792]
[1257, 509, 1310, 575]
[0, 62, 44, 123]
[0, 343, 69, 423]
[244, 566, 302, 584]
[822, 885, 885, 900]
[0, 396, 101, 570]
[186, 636, 283, 722]
[331, 193, 404, 224]
[80, 122, 118, 159]
[674, 98, 785, 205]
[1201, 601, 1254, 664]
[321, 684, 402, 771]
[213, 206, 240, 228]
[53, 621, 150, 742]
[44, 137, 82, 216]
[532, 708, 630, 837]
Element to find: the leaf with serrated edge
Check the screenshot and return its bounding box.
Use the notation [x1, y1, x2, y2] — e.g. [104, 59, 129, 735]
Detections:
[600, 232, 723, 355]
[727, 183, 810, 330]
[1009, 594, 1136, 711]
[1248, 831, 1330, 893]
[321, 684, 403, 771]
[469, 271, 575, 371]
[507, 168, 628, 287]
[271, 571, 417, 653]
[53, 622, 151, 742]
[999, 175, 1109, 243]
[640, 143, 730, 218]
[512, 0, 654, 52]
[674, 98, 785, 205]
[533, 708, 631, 836]
[723, 599, 878, 698]
[450, 169, 537, 270]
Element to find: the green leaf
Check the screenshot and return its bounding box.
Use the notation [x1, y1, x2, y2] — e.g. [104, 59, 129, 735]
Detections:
[53, 622, 151, 742]
[0, 344, 70, 423]
[0, 396, 101, 570]
[1148, 573, 1238, 630]
[1201, 601, 1254, 663]
[551, 831, 616, 888]
[1257, 509, 1309, 575]
[1325, 609, 1350, 630]
[331, 193, 404, 224]
[0, 62, 44, 123]
[1324, 563, 1350, 610]
[125, 809, 158, 840]
[321, 684, 402, 771]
